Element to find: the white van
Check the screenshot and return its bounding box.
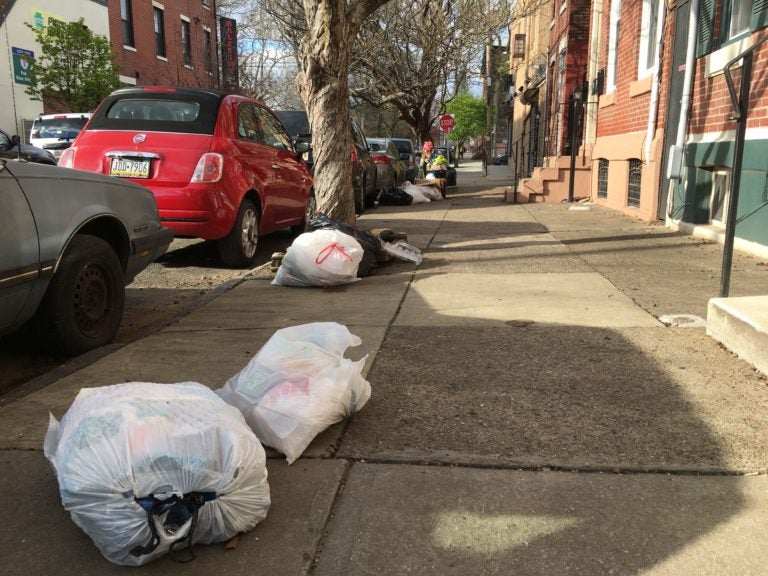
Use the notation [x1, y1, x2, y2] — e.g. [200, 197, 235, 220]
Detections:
[29, 112, 92, 159]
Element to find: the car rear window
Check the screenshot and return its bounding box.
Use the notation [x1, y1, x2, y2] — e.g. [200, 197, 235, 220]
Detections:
[87, 91, 221, 135]
[392, 140, 413, 154]
[31, 117, 89, 139]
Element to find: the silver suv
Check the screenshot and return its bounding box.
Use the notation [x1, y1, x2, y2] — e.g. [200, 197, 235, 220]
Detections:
[388, 138, 418, 182]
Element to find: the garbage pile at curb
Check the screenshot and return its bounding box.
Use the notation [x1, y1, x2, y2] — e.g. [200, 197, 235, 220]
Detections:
[379, 178, 447, 206]
[44, 322, 370, 566]
[271, 213, 422, 287]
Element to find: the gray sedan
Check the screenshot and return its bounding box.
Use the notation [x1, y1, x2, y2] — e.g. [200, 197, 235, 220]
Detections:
[0, 160, 173, 355]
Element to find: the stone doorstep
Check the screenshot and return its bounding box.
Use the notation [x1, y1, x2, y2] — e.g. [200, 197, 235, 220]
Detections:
[707, 296, 768, 376]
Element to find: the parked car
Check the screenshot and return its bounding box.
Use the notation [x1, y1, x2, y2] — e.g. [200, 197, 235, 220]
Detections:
[388, 137, 419, 182]
[60, 87, 314, 267]
[274, 110, 377, 214]
[274, 109, 313, 171]
[367, 138, 407, 191]
[493, 153, 509, 165]
[0, 160, 172, 354]
[29, 112, 92, 160]
[0, 128, 56, 165]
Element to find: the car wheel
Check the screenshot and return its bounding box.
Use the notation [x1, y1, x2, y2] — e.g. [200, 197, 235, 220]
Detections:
[218, 198, 259, 267]
[37, 234, 125, 355]
[291, 190, 316, 236]
[448, 171, 457, 187]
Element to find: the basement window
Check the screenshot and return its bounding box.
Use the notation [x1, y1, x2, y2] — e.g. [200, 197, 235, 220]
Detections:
[597, 159, 609, 199]
[627, 159, 642, 207]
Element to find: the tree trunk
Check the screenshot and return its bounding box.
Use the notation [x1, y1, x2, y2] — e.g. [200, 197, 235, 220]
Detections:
[297, 1, 355, 224]
[297, 0, 391, 225]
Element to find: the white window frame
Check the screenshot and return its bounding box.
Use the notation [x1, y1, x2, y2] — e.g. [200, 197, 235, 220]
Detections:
[727, 0, 752, 41]
[152, 2, 167, 61]
[606, 0, 622, 91]
[180, 15, 193, 68]
[638, 0, 659, 79]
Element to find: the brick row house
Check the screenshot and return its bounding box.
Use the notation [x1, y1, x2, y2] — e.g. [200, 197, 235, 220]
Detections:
[508, 0, 768, 256]
[111, 0, 220, 90]
[0, 0, 224, 140]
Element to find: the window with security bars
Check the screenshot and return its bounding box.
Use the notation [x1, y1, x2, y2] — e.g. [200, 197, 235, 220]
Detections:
[513, 34, 526, 58]
[597, 159, 609, 198]
[627, 159, 642, 207]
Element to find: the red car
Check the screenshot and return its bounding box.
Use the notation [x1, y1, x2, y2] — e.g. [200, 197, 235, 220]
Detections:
[60, 87, 315, 267]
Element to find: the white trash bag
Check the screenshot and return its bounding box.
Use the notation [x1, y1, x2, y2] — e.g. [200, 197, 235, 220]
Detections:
[272, 229, 363, 287]
[44, 382, 270, 566]
[402, 181, 443, 202]
[217, 322, 371, 464]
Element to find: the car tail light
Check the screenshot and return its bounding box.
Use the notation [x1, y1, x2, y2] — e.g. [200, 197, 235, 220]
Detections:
[58, 147, 76, 168]
[372, 155, 391, 165]
[191, 153, 224, 183]
[351, 145, 358, 164]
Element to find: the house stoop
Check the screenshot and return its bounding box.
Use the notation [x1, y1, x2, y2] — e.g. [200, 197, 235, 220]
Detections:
[508, 155, 592, 203]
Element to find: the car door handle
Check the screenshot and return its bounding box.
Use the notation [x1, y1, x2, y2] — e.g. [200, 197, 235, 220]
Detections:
[271, 164, 281, 170]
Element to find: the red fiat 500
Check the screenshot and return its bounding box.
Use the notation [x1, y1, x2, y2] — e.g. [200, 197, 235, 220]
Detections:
[60, 87, 315, 267]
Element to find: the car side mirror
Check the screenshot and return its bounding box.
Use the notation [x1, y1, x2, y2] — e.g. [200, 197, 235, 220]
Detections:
[295, 140, 311, 155]
[400, 153, 410, 161]
[11, 135, 20, 147]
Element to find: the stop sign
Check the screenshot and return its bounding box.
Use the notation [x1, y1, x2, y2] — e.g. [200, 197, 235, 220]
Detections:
[439, 114, 455, 132]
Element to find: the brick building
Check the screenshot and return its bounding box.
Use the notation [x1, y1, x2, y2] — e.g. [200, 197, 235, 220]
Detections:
[587, 0, 674, 221]
[516, 0, 592, 203]
[507, 0, 551, 187]
[668, 0, 768, 253]
[109, 0, 220, 90]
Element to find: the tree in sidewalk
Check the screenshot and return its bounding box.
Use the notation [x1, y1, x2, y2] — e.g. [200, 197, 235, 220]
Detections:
[263, 0, 392, 224]
[25, 18, 120, 112]
[445, 93, 486, 166]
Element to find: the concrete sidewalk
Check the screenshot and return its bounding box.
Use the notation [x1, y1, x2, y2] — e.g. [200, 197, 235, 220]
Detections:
[2, 163, 768, 575]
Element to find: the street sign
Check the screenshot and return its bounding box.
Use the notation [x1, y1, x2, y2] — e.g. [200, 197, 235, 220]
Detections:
[438, 114, 455, 132]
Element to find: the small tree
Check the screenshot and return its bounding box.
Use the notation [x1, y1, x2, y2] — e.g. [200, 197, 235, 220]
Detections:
[26, 18, 120, 111]
[446, 93, 486, 166]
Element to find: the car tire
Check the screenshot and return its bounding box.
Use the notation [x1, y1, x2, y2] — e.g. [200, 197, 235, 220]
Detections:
[291, 190, 316, 236]
[218, 198, 259, 268]
[37, 234, 125, 355]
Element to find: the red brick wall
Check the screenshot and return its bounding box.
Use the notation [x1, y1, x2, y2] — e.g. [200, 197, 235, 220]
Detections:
[108, 0, 220, 90]
[689, 33, 768, 134]
[547, 0, 591, 155]
[594, 1, 674, 139]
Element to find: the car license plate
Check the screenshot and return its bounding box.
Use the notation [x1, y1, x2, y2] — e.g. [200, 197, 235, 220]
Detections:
[110, 158, 150, 179]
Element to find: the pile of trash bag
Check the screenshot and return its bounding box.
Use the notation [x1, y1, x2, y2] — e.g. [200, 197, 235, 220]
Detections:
[378, 188, 414, 206]
[401, 181, 444, 203]
[44, 382, 270, 566]
[272, 228, 364, 287]
[308, 213, 381, 277]
[217, 322, 371, 464]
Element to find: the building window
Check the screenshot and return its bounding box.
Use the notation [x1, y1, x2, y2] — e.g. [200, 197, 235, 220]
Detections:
[513, 34, 526, 58]
[627, 159, 642, 207]
[698, 0, 767, 56]
[638, 0, 659, 77]
[181, 18, 192, 66]
[597, 159, 609, 199]
[204, 28, 213, 72]
[154, 6, 166, 58]
[710, 169, 730, 226]
[607, 0, 622, 90]
[120, 0, 134, 48]
[724, 0, 752, 40]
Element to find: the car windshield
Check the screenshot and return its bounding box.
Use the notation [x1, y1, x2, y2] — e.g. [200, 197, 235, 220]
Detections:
[368, 141, 387, 152]
[31, 117, 88, 139]
[275, 111, 310, 137]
